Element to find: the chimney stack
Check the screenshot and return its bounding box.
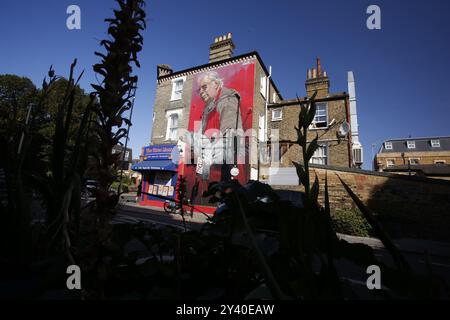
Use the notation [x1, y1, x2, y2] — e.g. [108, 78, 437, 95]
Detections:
[209, 32, 235, 63]
[157, 64, 173, 78]
[305, 57, 329, 98]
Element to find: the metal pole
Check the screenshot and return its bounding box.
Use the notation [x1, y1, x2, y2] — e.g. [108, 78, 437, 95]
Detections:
[118, 88, 137, 195]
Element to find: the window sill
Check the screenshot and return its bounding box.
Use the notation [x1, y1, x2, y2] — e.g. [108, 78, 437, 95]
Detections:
[309, 126, 328, 130]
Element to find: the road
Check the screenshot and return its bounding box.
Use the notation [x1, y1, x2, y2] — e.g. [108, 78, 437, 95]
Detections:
[114, 201, 209, 231]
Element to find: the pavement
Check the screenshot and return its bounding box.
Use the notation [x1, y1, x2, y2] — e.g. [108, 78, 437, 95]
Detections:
[115, 195, 210, 230]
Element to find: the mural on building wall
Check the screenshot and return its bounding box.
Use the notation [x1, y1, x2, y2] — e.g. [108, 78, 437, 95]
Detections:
[183, 60, 255, 205]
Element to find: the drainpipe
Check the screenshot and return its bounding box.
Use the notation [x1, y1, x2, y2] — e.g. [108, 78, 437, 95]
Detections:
[259, 66, 271, 182]
[265, 66, 272, 142]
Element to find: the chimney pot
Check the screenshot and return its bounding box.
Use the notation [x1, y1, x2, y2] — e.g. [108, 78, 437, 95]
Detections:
[305, 59, 330, 97]
[209, 32, 236, 63]
[317, 57, 322, 77]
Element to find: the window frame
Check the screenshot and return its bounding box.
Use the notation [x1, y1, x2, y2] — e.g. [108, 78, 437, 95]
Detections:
[408, 158, 420, 165]
[168, 114, 179, 141]
[407, 140, 416, 149]
[271, 108, 282, 121]
[434, 160, 446, 165]
[310, 102, 328, 129]
[165, 108, 182, 141]
[309, 144, 328, 165]
[170, 76, 186, 101]
[431, 139, 440, 148]
[386, 159, 395, 168]
[384, 142, 393, 150]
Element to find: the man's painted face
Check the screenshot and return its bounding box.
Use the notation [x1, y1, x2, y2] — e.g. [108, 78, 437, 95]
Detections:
[198, 77, 219, 103]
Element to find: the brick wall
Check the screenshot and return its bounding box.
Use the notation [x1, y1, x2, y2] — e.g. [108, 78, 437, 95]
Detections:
[273, 165, 450, 241]
[375, 151, 450, 170]
[151, 76, 194, 145]
[268, 96, 351, 168]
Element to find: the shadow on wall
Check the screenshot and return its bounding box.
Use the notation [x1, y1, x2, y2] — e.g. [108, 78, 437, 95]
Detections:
[310, 165, 450, 242]
[364, 174, 450, 242]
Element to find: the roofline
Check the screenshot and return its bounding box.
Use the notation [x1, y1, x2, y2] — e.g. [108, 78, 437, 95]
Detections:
[156, 51, 284, 100]
[383, 136, 450, 142]
[268, 92, 348, 108]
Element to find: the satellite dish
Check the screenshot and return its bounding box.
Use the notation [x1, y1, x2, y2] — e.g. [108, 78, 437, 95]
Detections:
[338, 122, 350, 138]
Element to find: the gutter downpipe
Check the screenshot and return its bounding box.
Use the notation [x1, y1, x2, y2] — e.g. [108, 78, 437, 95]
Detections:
[265, 66, 272, 142]
[261, 66, 271, 182]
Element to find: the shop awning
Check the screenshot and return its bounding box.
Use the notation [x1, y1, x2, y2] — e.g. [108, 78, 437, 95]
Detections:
[131, 160, 178, 171]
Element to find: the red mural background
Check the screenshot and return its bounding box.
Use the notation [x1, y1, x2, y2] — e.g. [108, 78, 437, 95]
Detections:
[183, 60, 255, 206]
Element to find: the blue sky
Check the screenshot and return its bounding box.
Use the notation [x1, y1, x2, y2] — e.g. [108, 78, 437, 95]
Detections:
[1, 0, 449, 170]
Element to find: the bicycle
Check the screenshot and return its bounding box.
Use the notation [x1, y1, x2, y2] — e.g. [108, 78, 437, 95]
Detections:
[163, 198, 193, 217]
[163, 199, 180, 214]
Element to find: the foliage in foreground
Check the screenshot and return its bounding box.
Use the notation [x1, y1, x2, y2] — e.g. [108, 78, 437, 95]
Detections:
[331, 208, 373, 237]
[1, 0, 448, 300]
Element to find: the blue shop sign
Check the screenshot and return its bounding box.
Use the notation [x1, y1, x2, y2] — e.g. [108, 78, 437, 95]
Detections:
[142, 144, 177, 160]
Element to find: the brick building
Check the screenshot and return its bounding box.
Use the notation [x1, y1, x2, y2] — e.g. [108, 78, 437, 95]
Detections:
[263, 59, 363, 185]
[112, 144, 133, 170]
[374, 136, 450, 180]
[133, 34, 363, 210]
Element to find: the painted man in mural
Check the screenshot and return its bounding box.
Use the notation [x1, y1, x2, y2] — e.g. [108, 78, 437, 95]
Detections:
[195, 71, 244, 181]
[197, 71, 243, 134]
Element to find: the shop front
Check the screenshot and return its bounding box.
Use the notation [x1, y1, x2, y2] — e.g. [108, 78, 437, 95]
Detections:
[132, 144, 179, 208]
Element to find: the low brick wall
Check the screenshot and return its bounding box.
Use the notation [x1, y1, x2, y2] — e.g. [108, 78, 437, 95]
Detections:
[273, 165, 450, 241]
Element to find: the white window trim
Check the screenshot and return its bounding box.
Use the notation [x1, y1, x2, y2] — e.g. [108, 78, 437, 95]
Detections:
[309, 102, 328, 130]
[309, 144, 328, 165]
[170, 76, 186, 101]
[434, 160, 446, 164]
[431, 139, 440, 148]
[408, 158, 420, 165]
[384, 142, 393, 150]
[386, 159, 395, 167]
[407, 141, 416, 149]
[271, 108, 282, 121]
[260, 75, 267, 99]
[165, 108, 182, 141]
